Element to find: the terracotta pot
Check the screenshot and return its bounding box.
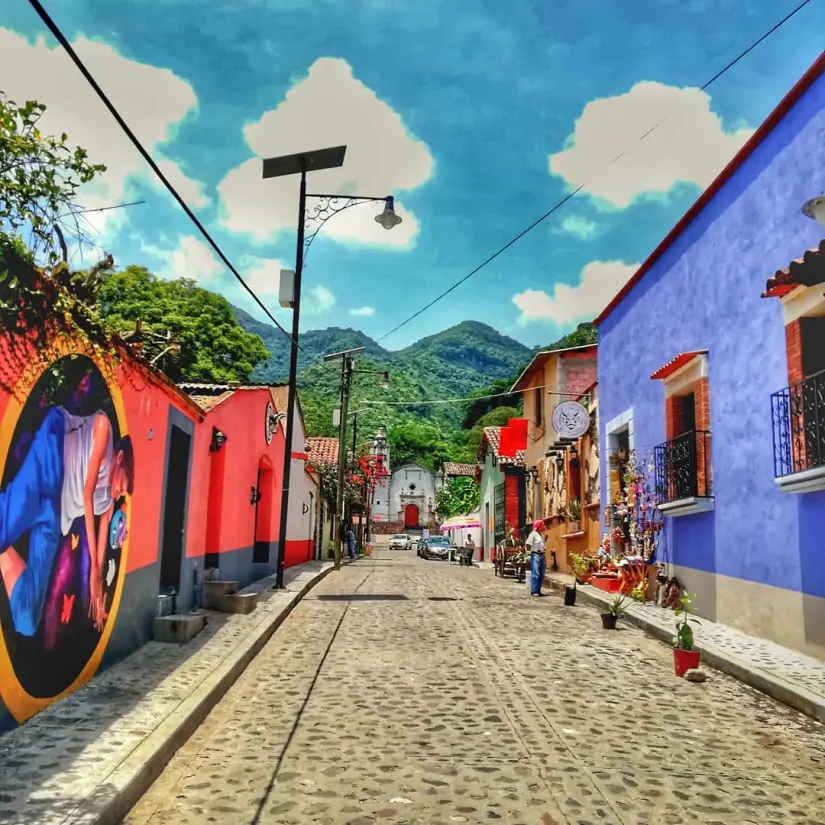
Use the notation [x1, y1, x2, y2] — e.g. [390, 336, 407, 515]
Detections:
[601, 613, 618, 629]
[673, 648, 701, 677]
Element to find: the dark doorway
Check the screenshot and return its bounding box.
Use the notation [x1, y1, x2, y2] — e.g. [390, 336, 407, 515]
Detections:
[801, 317, 825, 378]
[681, 392, 697, 435]
[160, 425, 191, 596]
[253, 463, 274, 563]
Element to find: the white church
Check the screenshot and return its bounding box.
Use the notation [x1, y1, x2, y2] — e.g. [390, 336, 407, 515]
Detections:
[369, 427, 440, 534]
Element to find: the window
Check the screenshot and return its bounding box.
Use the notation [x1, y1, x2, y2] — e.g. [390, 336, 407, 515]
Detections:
[651, 353, 713, 516]
[534, 387, 543, 428]
[763, 245, 825, 488]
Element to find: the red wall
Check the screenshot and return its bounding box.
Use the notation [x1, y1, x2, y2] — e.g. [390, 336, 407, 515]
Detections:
[505, 473, 521, 537]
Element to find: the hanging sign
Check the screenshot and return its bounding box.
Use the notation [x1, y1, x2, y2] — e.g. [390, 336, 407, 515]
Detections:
[265, 401, 277, 444]
[551, 400, 590, 439]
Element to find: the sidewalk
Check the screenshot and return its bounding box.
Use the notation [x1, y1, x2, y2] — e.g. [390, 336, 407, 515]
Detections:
[545, 571, 825, 724]
[0, 559, 335, 825]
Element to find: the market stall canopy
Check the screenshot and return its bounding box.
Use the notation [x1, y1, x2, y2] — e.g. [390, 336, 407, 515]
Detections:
[440, 511, 482, 531]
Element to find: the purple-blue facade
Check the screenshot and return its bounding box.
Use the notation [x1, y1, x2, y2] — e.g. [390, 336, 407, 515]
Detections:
[597, 64, 825, 657]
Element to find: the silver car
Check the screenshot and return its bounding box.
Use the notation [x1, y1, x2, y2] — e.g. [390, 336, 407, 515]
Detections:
[389, 533, 410, 551]
[424, 537, 452, 560]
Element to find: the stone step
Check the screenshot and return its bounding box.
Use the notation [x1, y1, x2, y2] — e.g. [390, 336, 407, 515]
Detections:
[215, 593, 259, 614]
[152, 613, 207, 644]
[202, 580, 239, 609]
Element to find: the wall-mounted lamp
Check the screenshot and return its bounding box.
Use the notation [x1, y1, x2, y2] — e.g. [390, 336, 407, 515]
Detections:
[210, 428, 228, 453]
[250, 487, 262, 505]
[802, 192, 825, 227]
[269, 411, 286, 430]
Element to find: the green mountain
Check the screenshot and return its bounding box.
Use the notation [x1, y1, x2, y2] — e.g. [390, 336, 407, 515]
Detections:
[233, 309, 532, 442]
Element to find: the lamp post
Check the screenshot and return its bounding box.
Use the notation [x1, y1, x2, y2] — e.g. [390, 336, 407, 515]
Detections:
[262, 145, 402, 587]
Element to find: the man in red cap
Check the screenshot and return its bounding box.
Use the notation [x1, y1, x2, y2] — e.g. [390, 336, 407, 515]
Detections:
[525, 519, 548, 597]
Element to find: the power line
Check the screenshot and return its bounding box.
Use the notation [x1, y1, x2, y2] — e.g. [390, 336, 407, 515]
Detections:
[26, 0, 323, 364]
[376, 0, 815, 343]
[360, 383, 591, 406]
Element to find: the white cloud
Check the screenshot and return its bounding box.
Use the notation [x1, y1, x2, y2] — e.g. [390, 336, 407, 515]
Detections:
[152, 234, 224, 287]
[548, 81, 754, 209]
[513, 260, 639, 325]
[555, 214, 598, 239]
[349, 306, 376, 317]
[0, 29, 208, 242]
[217, 57, 433, 249]
[306, 285, 336, 314]
[242, 256, 291, 296]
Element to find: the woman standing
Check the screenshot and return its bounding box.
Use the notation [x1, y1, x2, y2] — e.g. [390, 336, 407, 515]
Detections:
[525, 519, 547, 597]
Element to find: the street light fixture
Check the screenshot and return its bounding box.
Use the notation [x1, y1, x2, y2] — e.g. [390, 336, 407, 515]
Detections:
[802, 192, 825, 227]
[262, 145, 402, 588]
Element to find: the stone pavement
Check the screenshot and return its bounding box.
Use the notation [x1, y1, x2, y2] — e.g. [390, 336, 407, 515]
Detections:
[544, 572, 825, 723]
[0, 560, 333, 825]
[125, 551, 825, 825]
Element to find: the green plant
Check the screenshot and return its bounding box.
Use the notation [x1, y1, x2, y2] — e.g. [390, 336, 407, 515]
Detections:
[435, 475, 480, 519]
[672, 593, 700, 651]
[570, 552, 595, 583]
[630, 585, 645, 602]
[605, 595, 630, 617]
[566, 498, 582, 521]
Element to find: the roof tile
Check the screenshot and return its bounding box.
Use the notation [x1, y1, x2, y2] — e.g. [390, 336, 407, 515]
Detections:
[307, 437, 339, 465]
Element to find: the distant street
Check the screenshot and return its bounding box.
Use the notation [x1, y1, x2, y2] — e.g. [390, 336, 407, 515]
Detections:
[125, 551, 825, 825]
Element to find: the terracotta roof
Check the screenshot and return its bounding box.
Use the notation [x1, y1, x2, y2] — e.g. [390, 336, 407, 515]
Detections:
[187, 391, 234, 412]
[595, 51, 825, 326]
[307, 437, 339, 465]
[762, 239, 825, 298]
[443, 462, 477, 478]
[480, 426, 524, 466]
[510, 344, 596, 392]
[650, 351, 708, 381]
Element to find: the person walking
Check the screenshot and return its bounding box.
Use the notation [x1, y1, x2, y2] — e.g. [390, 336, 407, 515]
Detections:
[345, 525, 357, 560]
[525, 519, 547, 597]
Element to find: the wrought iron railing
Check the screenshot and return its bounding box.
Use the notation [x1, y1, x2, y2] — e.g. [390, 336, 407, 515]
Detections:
[654, 430, 713, 503]
[771, 370, 825, 477]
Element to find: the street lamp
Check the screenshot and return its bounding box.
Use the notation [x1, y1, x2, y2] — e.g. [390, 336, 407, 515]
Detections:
[263, 145, 402, 588]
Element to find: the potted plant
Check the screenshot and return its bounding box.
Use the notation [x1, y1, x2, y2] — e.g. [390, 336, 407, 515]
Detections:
[565, 499, 582, 534]
[570, 552, 595, 585]
[601, 595, 629, 629]
[672, 593, 701, 676]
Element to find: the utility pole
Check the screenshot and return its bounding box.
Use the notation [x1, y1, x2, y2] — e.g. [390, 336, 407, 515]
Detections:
[324, 347, 364, 569]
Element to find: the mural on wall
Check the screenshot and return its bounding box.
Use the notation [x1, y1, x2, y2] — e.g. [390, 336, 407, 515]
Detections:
[0, 353, 133, 723]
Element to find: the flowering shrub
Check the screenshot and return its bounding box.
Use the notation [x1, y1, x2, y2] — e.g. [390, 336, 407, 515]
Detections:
[610, 449, 663, 561]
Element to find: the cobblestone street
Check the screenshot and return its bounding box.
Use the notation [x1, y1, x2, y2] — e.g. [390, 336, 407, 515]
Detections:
[125, 552, 825, 825]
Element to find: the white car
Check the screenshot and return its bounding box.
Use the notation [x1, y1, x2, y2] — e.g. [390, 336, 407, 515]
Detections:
[390, 533, 410, 551]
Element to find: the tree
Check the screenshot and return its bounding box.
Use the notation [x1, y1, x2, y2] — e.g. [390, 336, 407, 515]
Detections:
[388, 420, 456, 473]
[435, 475, 480, 519]
[0, 95, 106, 266]
[98, 266, 269, 382]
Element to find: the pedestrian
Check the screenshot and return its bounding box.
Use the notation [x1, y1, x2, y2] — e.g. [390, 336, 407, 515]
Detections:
[462, 534, 475, 566]
[525, 519, 547, 597]
[346, 525, 357, 560]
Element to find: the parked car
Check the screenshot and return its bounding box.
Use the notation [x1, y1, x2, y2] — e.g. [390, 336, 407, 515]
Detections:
[423, 536, 452, 560]
[390, 534, 411, 551]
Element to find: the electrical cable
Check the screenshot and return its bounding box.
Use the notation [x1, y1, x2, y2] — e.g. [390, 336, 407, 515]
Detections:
[375, 0, 816, 343]
[360, 383, 591, 406]
[26, 0, 327, 364]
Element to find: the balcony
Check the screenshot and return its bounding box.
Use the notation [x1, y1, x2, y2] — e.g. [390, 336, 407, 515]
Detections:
[653, 430, 714, 517]
[771, 370, 825, 494]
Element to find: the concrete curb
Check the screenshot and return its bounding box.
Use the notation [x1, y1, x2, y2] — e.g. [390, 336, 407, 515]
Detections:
[545, 577, 825, 725]
[66, 563, 335, 825]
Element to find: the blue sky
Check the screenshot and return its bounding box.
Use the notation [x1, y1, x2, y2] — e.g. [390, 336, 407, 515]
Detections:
[1, 0, 823, 349]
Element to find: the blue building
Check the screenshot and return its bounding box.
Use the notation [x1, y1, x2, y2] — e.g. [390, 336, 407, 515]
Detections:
[595, 52, 825, 659]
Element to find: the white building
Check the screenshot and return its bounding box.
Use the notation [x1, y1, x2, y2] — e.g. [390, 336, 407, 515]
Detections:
[388, 464, 437, 531]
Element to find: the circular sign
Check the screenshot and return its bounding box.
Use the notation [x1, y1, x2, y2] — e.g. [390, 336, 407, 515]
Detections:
[551, 400, 590, 439]
[265, 401, 276, 444]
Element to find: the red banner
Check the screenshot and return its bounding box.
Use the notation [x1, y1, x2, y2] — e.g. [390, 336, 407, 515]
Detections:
[508, 418, 528, 451]
[499, 426, 516, 457]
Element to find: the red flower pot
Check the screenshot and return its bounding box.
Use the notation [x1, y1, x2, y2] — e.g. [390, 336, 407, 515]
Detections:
[673, 648, 701, 677]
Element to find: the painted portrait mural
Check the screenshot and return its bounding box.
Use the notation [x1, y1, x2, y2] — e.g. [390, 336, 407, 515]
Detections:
[0, 350, 133, 724]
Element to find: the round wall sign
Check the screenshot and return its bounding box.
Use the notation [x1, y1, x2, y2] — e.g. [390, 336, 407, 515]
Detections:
[265, 401, 276, 444]
[551, 400, 590, 439]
